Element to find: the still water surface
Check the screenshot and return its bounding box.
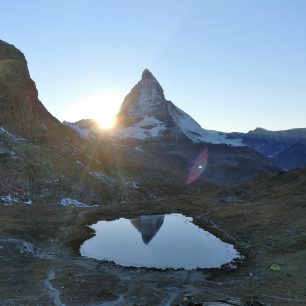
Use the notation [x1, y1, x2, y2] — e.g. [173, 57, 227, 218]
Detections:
[80, 213, 240, 270]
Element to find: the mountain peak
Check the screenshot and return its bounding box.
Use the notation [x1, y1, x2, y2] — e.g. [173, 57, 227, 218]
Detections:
[112, 68, 244, 146]
[140, 68, 161, 89]
[117, 69, 165, 122]
[141, 68, 156, 81]
[0, 40, 25, 61]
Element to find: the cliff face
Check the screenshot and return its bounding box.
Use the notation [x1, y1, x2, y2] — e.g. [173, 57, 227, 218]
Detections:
[0, 40, 114, 203]
[0, 40, 68, 142]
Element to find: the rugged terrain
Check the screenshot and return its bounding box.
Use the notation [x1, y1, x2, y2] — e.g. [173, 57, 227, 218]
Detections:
[1, 168, 306, 305]
[229, 128, 306, 170]
[1, 39, 306, 305]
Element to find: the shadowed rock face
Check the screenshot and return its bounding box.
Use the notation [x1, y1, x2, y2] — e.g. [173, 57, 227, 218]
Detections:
[131, 215, 165, 244]
[114, 69, 210, 144]
[117, 69, 166, 124]
[0, 40, 74, 143]
[228, 128, 306, 169]
[272, 143, 306, 170]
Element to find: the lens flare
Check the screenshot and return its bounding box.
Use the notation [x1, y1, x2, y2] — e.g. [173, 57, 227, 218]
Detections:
[187, 148, 208, 185]
[97, 116, 117, 129]
[64, 92, 122, 130]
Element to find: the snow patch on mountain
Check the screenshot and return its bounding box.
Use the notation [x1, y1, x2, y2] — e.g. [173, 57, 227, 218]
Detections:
[112, 116, 166, 140]
[89, 171, 113, 185]
[58, 198, 94, 208]
[0, 194, 19, 205]
[134, 145, 144, 152]
[124, 181, 139, 189]
[200, 130, 244, 146]
[63, 122, 90, 139]
[24, 199, 32, 205]
[167, 102, 243, 145]
[0, 194, 32, 206]
[0, 239, 38, 255]
[113, 103, 244, 146]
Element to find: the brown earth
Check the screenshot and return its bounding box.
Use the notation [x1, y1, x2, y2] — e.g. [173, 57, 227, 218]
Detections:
[1, 169, 306, 305]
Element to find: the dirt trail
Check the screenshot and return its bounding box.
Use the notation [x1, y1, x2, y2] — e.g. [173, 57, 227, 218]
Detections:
[44, 269, 66, 306]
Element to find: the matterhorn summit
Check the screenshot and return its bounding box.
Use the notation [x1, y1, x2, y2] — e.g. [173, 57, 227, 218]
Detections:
[111, 69, 243, 146]
[118, 69, 166, 121]
[66, 69, 244, 146]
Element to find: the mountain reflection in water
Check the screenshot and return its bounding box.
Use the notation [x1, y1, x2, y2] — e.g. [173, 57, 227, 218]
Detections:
[130, 215, 164, 244]
[80, 213, 241, 270]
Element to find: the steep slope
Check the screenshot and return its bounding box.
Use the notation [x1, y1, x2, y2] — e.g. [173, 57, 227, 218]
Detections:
[229, 127, 306, 169]
[112, 69, 243, 146]
[237, 128, 306, 156]
[63, 119, 101, 139]
[248, 127, 306, 140]
[0, 40, 76, 143]
[0, 123, 118, 205]
[271, 143, 306, 170]
[219, 166, 306, 202]
[0, 40, 107, 203]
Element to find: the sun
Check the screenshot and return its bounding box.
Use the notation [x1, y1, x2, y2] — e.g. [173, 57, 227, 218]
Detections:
[70, 91, 122, 130]
[96, 116, 116, 130]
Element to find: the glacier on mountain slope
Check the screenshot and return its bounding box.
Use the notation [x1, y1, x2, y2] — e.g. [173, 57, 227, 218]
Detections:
[65, 109, 244, 146]
[111, 116, 167, 140]
[166, 101, 243, 146]
[112, 112, 243, 145]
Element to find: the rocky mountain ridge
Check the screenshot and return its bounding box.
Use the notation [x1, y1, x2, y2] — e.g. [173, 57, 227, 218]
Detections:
[229, 127, 306, 169]
[110, 69, 244, 146]
[0, 40, 77, 144]
[69, 69, 306, 170]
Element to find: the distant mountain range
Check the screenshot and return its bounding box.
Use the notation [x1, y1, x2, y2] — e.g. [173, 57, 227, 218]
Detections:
[228, 128, 306, 169]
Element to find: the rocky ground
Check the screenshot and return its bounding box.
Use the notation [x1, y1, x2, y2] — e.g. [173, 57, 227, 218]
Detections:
[1, 170, 306, 306]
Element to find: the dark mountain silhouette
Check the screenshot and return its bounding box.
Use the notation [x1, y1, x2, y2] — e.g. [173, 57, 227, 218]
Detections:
[131, 215, 165, 244]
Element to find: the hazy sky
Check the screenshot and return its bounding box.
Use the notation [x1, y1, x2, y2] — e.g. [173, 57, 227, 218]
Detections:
[1, 0, 306, 132]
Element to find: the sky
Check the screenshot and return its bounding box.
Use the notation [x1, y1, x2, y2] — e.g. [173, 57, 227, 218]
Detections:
[0, 0, 306, 132]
